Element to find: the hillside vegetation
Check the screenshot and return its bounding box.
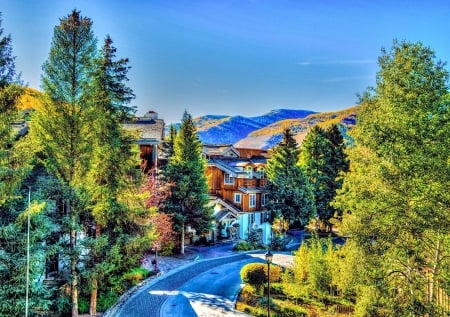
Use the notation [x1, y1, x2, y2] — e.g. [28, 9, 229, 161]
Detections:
[193, 106, 359, 149]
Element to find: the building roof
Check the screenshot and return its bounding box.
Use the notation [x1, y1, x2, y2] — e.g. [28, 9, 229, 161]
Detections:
[123, 116, 165, 145]
[203, 144, 240, 158]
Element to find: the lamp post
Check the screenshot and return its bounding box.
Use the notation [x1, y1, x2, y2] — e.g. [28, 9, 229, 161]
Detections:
[265, 249, 273, 317]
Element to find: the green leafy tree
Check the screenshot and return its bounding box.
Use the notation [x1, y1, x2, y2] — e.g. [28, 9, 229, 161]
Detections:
[334, 40, 450, 316]
[265, 128, 315, 227]
[162, 111, 212, 254]
[31, 10, 97, 316]
[300, 125, 348, 232]
[0, 15, 58, 316]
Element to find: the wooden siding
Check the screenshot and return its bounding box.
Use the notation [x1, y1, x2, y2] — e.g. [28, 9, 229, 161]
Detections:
[206, 164, 267, 213]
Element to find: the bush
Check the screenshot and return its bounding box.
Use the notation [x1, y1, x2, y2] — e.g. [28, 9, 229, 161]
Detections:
[279, 303, 308, 317]
[270, 234, 286, 251]
[265, 263, 282, 284]
[241, 263, 267, 292]
[122, 267, 150, 286]
[97, 290, 119, 312]
[233, 241, 252, 251]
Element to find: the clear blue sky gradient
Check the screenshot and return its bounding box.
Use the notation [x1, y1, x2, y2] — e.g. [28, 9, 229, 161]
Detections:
[2, 0, 450, 123]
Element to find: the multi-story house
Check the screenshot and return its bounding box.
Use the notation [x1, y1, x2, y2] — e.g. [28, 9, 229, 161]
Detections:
[204, 144, 272, 244]
[123, 110, 165, 173]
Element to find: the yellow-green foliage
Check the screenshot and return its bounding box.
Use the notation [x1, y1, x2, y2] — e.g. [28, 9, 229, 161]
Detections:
[122, 267, 150, 286]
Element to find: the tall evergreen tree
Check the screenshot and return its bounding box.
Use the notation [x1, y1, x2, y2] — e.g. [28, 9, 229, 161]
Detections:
[162, 111, 212, 254]
[265, 128, 315, 227]
[335, 40, 450, 315]
[31, 10, 97, 316]
[300, 125, 348, 232]
[82, 35, 150, 316]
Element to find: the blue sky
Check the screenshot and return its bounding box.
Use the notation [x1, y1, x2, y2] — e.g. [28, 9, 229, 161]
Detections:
[2, 0, 450, 123]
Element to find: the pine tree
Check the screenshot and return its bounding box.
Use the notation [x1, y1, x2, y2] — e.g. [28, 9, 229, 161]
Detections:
[31, 10, 97, 316]
[265, 128, 315, 227]
[83, 35, 147, 316]
[300, 125, 348, 232]
[162, 111, 212, 254]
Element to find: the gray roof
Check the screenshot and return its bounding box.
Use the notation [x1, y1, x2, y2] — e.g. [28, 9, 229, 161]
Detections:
[123, 118, 165, 144]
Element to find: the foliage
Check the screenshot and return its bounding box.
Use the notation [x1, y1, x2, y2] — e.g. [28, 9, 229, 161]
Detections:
[162, 110, 212, 253]
[233, 240, 253, 251]
[247, 227, 263, 248]
[269, 233, 286, 251]
[121, 267, 150, 286]
[240, 263, 267, 293]
[265, 128, 315, 226]
[299, 124, 348, 232]
[334, 40, 450, 316]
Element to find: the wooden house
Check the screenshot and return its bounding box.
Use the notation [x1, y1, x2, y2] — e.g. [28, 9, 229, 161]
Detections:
[204, 144, 272, 244]
[123, 110, 165, 173]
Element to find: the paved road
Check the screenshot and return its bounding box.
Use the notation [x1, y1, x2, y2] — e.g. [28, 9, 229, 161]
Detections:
[110, 253, 260, 317]
[159, 257, 262, 316]
[106, 233, 301, 317]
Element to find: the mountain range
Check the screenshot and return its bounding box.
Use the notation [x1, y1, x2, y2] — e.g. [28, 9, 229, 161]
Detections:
[193, 106, 359, 149]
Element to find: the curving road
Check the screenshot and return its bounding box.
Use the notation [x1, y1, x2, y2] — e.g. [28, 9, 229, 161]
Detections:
[108, 253, 266, 317]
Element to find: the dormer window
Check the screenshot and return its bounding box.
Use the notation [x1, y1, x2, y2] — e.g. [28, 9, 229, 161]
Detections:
[224, 173, 234, 185]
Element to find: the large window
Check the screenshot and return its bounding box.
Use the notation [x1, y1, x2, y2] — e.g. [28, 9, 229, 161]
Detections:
[234, 193, 242, 204]
[261, 193, 268, 207]
[224, 173, 234, 185]
[249, 194, 256, 208]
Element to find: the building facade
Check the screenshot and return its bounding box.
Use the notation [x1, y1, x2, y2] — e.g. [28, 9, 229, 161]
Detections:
[203, 144, 271, 245]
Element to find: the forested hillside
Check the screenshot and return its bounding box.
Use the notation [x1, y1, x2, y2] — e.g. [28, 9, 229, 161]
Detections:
[192, 106, 358, 149]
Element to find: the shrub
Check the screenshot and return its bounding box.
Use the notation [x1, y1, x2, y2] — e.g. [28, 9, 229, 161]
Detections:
[233, 240, 252, 251]
[270, 234, 286, 251]
[265, 263, 282, 283]
[97, 290, 119, 312]
[241, 263, 266, 292]
[279, 303, 308, 317]
[122, 267, 150, 286]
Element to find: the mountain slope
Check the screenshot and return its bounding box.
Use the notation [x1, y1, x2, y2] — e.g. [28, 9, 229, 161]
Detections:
[234, 106, 359, 149]
[191, 106, 359, 149]
[195, 109, 316, 145]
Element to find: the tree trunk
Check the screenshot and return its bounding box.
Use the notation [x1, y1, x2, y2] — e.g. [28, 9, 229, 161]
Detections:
[180, 223, 185, 255]
[69, 199, 79, 317]
[429, 238, 441, 303]
[90, 223, 101, 316]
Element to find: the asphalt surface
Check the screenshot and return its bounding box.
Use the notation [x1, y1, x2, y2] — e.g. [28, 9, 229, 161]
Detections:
[109, 253, 257, 317]
[105, 231, 304, 317]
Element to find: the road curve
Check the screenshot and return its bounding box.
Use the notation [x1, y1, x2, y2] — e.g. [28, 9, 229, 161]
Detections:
[108, 253, 262, 317]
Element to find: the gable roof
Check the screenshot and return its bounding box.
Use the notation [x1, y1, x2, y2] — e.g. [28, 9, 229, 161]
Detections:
[203, 144, 240, 158]
[123, 117, 165, 145]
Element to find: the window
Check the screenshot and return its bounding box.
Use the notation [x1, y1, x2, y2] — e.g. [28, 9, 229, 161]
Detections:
[257, 167, 265, 179]
[249, 194, 256, 208]
[224, 173, 234, 185]
[249, 213, 255, 225]
[245, 166, 253, 178]
[234, 193, 242, 204]
[261, 193, 268, 207]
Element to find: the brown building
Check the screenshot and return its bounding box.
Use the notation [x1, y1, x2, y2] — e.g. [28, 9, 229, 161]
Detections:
[123, 110, 165, 173]
[203, 144, 271, 243]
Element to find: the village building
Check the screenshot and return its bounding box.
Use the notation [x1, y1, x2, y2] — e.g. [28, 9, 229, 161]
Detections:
[125, 114, 272, 246]
[123, 110, 165, 173]
[203, 144, 271, 245]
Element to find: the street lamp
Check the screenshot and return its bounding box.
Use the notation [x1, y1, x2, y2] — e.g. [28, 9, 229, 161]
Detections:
[265, 249, 273, 317]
